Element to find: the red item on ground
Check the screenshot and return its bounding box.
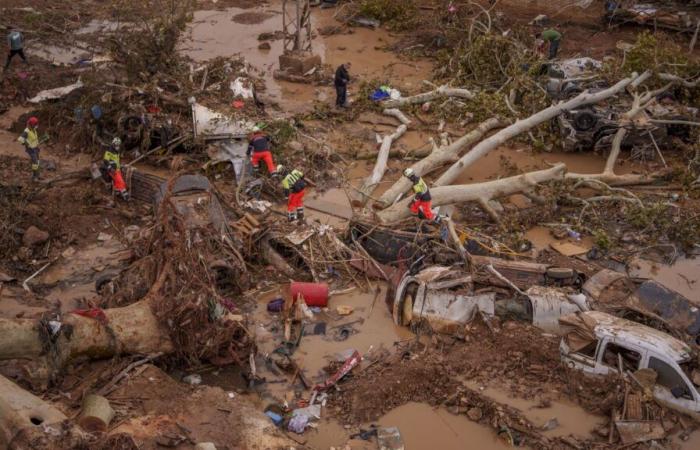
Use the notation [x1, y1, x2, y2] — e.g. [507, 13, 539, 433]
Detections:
[287, 189, 305, 212]
[410, 199, 434, 220]
[251, 150, 275, 173]
[290, 281, 328, 307]
[232, 100, 245, 109]
[111, 169, 127, 192]
[146, 105, 161, 114]
[72, 308, 108, 324]
[313, 350, 361, 392]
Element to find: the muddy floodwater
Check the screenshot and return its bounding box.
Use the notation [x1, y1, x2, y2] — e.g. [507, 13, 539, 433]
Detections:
[629, 257, 700, 304]
[183, 0, 431, 111]
[307, 402, 510, 450]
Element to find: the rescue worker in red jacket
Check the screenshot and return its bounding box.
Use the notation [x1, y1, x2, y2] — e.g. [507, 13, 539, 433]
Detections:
[279, 165, 306, 222]
[247, 126, 277, 176]
[403, 168, 438, 222]
[100, 137, 129, 200]
[17, 116, 41, 180]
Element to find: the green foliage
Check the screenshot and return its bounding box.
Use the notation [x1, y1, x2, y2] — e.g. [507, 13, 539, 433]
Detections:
[593, 229, 612, 251]
[267, 120, 297, 147]
[358, 0, 418, 31]
[109, 0, 196, 80]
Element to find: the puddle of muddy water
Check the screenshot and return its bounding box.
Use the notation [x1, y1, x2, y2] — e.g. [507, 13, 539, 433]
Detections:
[306, 187, 354, 228]
[465, 381, 603, 439]
[183, 1, 433, 111]
[628, 257, 700, 304]
[307, 402, 511, 450]
[31, 44, 85, 65]
[525, 225, 594, 254]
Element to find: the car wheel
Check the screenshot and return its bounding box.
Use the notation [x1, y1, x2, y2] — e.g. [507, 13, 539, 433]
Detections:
[573, 110, 598, 132]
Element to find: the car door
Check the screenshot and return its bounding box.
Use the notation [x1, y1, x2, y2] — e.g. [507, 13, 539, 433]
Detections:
[647, 356, 700, 418]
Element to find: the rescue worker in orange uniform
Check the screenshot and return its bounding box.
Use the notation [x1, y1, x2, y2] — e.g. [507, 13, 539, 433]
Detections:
[279, 165, 306, 222]
[17, 116, 41, 180]
[403, 168, 439, 222]
[247, 125, 277, 176]
[100, 137, 129, 200]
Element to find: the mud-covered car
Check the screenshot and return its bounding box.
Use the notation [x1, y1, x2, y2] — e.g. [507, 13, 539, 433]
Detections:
[560, 311, 700, 420]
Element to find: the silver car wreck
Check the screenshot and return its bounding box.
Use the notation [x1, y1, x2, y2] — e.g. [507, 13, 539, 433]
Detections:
[392, 266, 589, 334]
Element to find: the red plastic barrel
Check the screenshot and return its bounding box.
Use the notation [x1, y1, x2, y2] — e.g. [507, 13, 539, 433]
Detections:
[290, 282, 329, 307]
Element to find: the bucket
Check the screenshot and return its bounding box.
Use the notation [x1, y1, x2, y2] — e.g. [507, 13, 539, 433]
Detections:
[290, 282, 329, 307]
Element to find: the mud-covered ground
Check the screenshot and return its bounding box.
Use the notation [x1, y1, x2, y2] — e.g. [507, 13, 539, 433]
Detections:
[1, 0, 700, 449]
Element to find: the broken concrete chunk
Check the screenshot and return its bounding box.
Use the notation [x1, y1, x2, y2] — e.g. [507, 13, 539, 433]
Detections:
[377, 427, 404, 450]
[194, 444, 217, 450]
[22, 226, 49, 247]
[467, 407, 483, 421]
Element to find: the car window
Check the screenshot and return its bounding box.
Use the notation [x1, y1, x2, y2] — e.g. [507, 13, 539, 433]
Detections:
[649, 357, 694, 400]
[574, 340, 598, 358]
[602, 343, 641, 372]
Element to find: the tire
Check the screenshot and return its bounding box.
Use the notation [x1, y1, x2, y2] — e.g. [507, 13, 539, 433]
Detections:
[95, 274, 114, 294]
[572, 110, 598, 132]
[545, 267, 575, 280]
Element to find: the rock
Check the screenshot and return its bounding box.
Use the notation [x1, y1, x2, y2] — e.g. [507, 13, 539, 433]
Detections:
[258, 42, 271, 50]
[61, 247, 76, 258]
[541, 418, 559, 431]
[97, 232, 113, 242]
[23, 226, 49, 247]
[467, 407, 483, 421]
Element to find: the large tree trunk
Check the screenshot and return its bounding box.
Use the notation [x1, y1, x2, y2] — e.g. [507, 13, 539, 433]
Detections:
[378, 164, 566, 223]
[0, 301, 173, 369]
[432, 72, 647, 188]
[0, 374, 74, 448]
[376, 117, 503, 208]
[384, 84, 474, 108]
[352, 109, 410, 205]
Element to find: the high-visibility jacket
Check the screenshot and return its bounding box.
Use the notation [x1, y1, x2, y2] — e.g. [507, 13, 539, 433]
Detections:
[103, 148, 121, 170]
[18, 127, 39, 149]
[282, 169, 305, 193]
[412, 177, 431, 201]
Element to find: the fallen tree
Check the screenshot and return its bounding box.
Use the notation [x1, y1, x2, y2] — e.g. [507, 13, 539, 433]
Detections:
[0, 374, 81, 449]
[384, 83, 474, 108]
[376, 117, 503, 207]
[0, 300, 173, 371]
[432, 72, 648, 188]
[352, 108, 410, 205]
[377, 164, 566, 223]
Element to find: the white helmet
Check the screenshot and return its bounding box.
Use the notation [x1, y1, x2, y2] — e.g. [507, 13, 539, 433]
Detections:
[112, 137, 122, 148]
[403, 168, 415, 178]
[276, 164, 285, 173]
[251, 125, 261, 133]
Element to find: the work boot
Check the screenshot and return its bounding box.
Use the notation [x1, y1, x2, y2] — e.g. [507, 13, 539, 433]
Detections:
[296, 207, 304, 222]
[287, 212, 296, 222]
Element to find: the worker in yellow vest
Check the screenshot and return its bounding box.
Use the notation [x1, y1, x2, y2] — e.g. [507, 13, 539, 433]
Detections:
[17, 116, 41, 180]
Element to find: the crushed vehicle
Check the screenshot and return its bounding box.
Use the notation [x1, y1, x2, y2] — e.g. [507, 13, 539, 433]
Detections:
[582, 269, 700, 347]
[392, 266, 589, 334]
[542, 58, 697, 153]
[604, 1, 700, 34]
[560, 311, 700, 420]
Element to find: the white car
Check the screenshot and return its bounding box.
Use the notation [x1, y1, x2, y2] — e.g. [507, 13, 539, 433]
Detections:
[560, 311, 700, 420]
